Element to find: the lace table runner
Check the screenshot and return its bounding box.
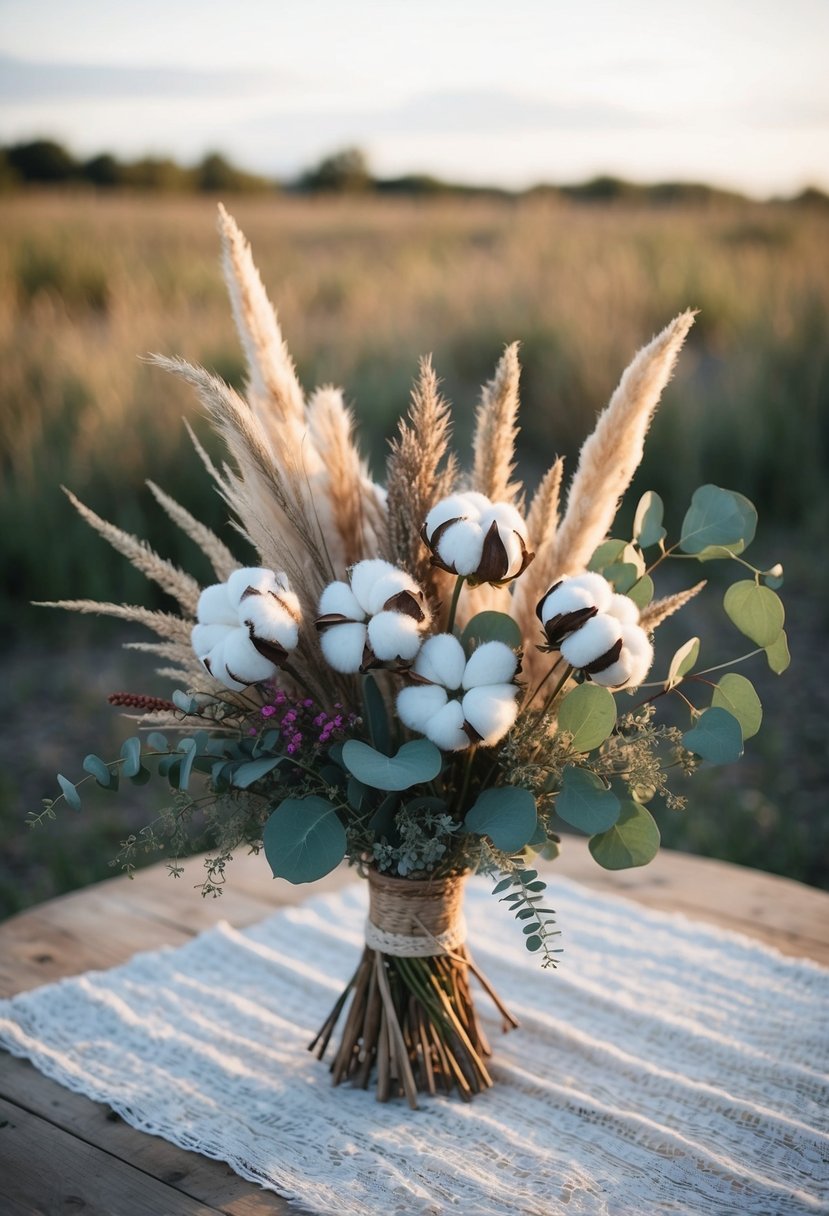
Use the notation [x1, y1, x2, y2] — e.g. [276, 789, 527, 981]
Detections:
[1, 875, 827, 1216]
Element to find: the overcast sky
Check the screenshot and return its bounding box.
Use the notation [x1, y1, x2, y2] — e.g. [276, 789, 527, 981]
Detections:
[1, 0, 827, 194]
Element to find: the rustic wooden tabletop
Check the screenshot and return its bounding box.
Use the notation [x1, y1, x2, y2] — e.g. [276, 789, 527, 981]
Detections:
[2, 841, 827, 1216]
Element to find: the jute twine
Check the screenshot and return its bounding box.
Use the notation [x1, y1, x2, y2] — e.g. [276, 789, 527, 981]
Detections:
[365, 869, 468, 957]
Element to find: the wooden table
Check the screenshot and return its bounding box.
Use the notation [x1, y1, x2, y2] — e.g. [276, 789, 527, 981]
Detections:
[1, 843, 827, 1215]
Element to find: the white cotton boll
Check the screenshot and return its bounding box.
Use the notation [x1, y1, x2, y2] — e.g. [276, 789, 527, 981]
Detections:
[560, 614, 622, 669]
[365, 569, 418, 616]
[425, 493, 477, 538]
[566, 572, 613, 612]
[607, 593, 640, 626]
[221, 627, 277, 685]
[350, 559, 399, 613]
[226, 567, 275, 611]
[243, 596, 299, 652]
[590, 657, 630, 688]
[203, 639, 247, 692]
[497, 527, 526, 578]
[540, 582, 595, 626]
[319, 622, 367, 673]
[592, 622, 653, 688]
[460, 491, 492, 517]
[191, 622, 230, 659]
[319, 580, 364, 621]
[436, 520, 484, 576]
[462, 640, 518, 690]
[414, 633, 467, 690]
[480, 501, 527, 542]
[397, 683, 448, 734]
[462, 684, 519, 746]
[426, 699, 470, 752]
[367, 611, 422, 662]
[197, 583, 236, 626]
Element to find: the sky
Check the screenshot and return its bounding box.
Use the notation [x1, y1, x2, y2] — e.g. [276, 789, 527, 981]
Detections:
[1, 0, 827, 195]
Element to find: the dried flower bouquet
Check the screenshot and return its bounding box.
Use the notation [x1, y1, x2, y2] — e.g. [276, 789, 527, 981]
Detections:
[34, 207, 788, 1107]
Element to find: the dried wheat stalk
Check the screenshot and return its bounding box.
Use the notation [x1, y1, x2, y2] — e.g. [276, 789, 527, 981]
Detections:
[471, 342, 522, 506]
[640, 579, 707, 631]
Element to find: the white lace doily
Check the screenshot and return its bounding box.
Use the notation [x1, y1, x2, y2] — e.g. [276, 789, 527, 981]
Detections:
[1, 875, 827, 1216]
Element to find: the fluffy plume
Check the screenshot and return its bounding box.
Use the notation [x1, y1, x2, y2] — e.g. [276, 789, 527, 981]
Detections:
[640, 580, 707, 631]
[511, 457, 565, 646]
[385, 356, 458, 595]
[146, 481, 237, 581]
[34, 599, 194, 644]
[307, 386, 371, 571]
[546, 311, 696, 579]
[62, 489, 200, 615]
[471, 343, 522, 506]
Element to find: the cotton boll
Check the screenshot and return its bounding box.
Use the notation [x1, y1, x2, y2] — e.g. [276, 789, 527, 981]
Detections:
[191, 622, 230, 659]
[227, 567, 275, 610]
[350, 559, 399, 613]
[203, 639, 247, 692]
[425, 494, 477, 538]
[426, 699, 470, 751]
[436, 519, 484, 576]
[622, 624, 653, 687]
[368, 611, 422, 662]
[497, 527, 526, 578]
[366, 569, 417, 616]
[243, 595, 299, 652]
[319, 622, 367, 673]
[221, 627, 277, 685]
[539, 582, 595, 626]
[560, 613, 622, 669]
[589, 658, 630, 688]
[414, 634, 467, 690]
[480, 501, 527, 542]
[397, 683, 448, 734]
[462, 684, 519, 745]
[318, 580, 364, 621]
[462, 640, 518, 690]
[566, 572, 613, 612]
[607, 593, 640, 626]
[460, 491, 492, 517]
[197, 583, 237, 626]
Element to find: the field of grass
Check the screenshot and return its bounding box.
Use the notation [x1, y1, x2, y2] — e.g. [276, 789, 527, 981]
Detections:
[1, 190, 827, 916]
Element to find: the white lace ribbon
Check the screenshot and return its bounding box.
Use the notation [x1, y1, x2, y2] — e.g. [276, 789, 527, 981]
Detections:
[363, 913, 467, 956]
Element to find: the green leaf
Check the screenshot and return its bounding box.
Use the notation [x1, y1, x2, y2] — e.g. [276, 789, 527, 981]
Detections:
[679, 485, 757, 556]
[666, 637, 700, 689]
[588, 539, 626, 571]
[556, 766, 621, 833]
[362, 673, 391, 755]
[263, 796, 346, 884]
[633, 491, 666, 548]
[765, 630, 791, 674]
[683, 707, 744, 765]
[232, 756, 286, 789]
[627, 575, 654, 610]
[176, 738, 198, 791]
[369, 792, 400, 837]
[711, 673, 762, 740]
[172, 690, 198, 714]
[525, 935, 543, 952]
[83, 753, 114, 789]
[557, 683, 617, 753]
[146, 732, 168, 752]
[723, 581, 784, 648]
[461, 611, 522, 653]
[120, 737, 142, 778]
[464, 786, 538, 853]
[602, 561, 640, 594]
[57, 774, 82, 811]
[589, 800, 660, 869]
[341, 739, 442, 790]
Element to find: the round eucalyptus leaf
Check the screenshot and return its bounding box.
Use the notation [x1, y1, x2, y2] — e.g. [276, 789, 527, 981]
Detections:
[627, 575, 655, 610]
[683, 707, 744, 765]
[83, 753, 114, 789]
[765, 630, 791, 675]
[263, 796, 346, 884]
[342, 739, 442, 791]
[679, 485, 757, 555]
[633, 491, 666, 549]
[119, 736, 142, 778]
[57, 773, 82, 811]
[146, 731, 168, 752]
[556, 766, 620, 833]
[588, 800, 660, 870]
[602, 561, 640, 594]
[172, 689, 198, 714]
[588, 539, 627, 572]
[464, 786, 538, 853]
[723, 581, 784, 648]
[557, 683, 617, 753]
[232, 755, 286, 789]
[666, 637, 700, 689]
[461, 611, 522, 653]
[712, 673, 762, 740]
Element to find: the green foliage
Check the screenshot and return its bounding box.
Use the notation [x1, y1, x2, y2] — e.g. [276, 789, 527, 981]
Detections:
[557, 684, 617, 753]
[666, 637, 700, 688]
[341, 739, 442, 791]
[464, 786, 538, 853]
[589, 800, 661, 869]
[362, 674, 391, 755]
[765, 631, 791, 674]
[679, 485, 757, 558]
[633, 491, 666, 548]
[56, 773, 81, 811]
[683, 707, 744, 765]
[711, 674, 762, 739]
[556, 766, 620, 833]
[263, 796, 346, 884]
[492, 866, 561, 967]
[724, 581, 785, 648]
[461, 611, 523, 652]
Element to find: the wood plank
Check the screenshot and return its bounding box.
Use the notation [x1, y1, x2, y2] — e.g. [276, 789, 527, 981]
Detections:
[0, 1055, 287, 1216]
[0, 1096, 225, 1216]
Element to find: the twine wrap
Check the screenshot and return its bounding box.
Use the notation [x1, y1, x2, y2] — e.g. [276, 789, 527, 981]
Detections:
[365, 869, 468, 957]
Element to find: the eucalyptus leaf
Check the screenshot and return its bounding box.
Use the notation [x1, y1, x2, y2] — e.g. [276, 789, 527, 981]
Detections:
[712, 673, 762, 739]
[589, 539, 626, 572]
[723, 581, 784, 648]
[119, 737, 142, 778]
[589, 800, 660, 870]
[172, 690, 198, 714]
[233, 756, 286, 789]
[263, 796, 346, 884]
[557, 683, 617, 753]
[627, 575, 654, 610]
[683, 707, 744, 765]
[83, 753, 114, 789]
[369, 792, 400, 838]
[362, 673, 391, 755]
[146, 732, 168, 752]
[679, 485, 757, 555]
[556, 766, 620, 833]
[633, 491, 666, 548]
[341, 739, 442, 791]
[666, 637, 700, 689]
[57, 773, 81, 811]
[602, 561, 640, 594]
[177, 738, 198, 791]
[461, 611, 522, 652]
[765, 630, 791, 674]
[464, 786, 538, 853]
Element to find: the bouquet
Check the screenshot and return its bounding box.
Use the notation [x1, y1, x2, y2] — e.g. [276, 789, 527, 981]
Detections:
[33, 207, 788, 1107]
